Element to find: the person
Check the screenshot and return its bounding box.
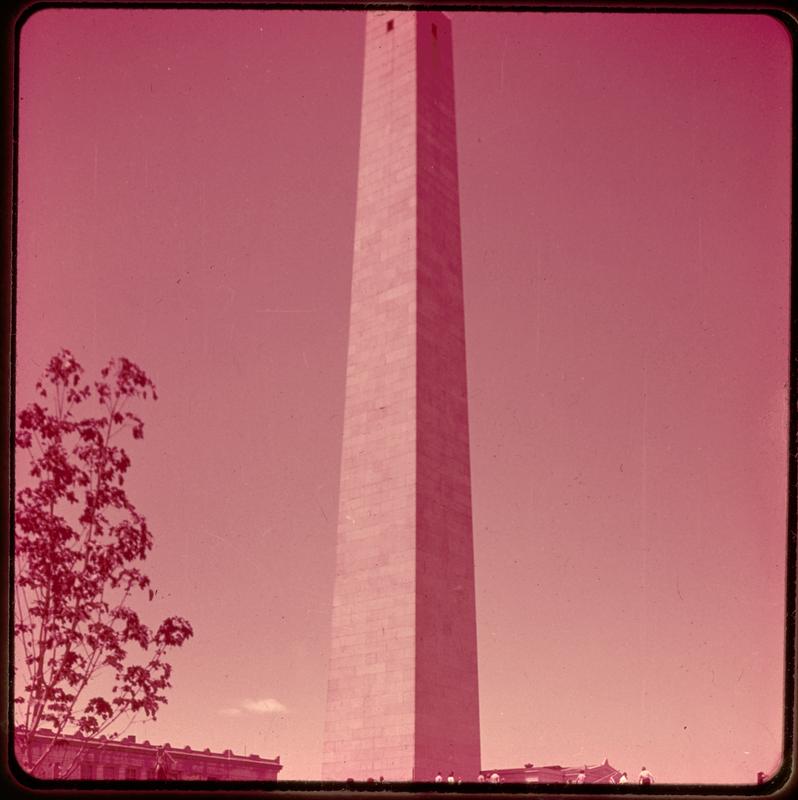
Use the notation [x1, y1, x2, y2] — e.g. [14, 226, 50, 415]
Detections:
[638, 767, 654, 785]
[757, 772, 767, 785]
[447, 771, 456, 784]
[154, 746, 175, 781]
[490, 772, 501, 783]
[434, 772, 443, 783]
[477, 773, 486, 783]
[619, 772, 628, 784]
[575, 770, 586, 784]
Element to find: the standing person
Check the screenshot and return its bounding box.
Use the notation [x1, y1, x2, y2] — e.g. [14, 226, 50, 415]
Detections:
[638, 767, 654, 785]
[619, 772, 629, 784]
[435, 772, 444, 783]
[154, 746, 175, 781]
[447, 771, 456, 784]
[490, 772, 501, 784]
[477, 773, 486, 783]
[575, 770, 586, 784]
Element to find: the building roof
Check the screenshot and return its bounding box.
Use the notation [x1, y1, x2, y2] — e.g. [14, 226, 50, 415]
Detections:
[483, 759, 622, 784]
[21, 728, 281, 767]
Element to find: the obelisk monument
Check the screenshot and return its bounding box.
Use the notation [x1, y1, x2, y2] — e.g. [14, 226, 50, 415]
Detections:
[322, 11, 480, 782]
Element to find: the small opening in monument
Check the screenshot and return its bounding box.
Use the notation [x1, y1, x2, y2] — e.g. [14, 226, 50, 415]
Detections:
[386, 20, 394, 32]
[432, 23, 438, 39]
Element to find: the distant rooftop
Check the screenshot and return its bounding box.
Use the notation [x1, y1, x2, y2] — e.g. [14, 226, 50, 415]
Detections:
[24, 728, 280, 765]
[482, 759, 621, 785]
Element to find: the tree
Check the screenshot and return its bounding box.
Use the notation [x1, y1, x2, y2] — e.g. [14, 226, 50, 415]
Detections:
[14, 349, 193, 777]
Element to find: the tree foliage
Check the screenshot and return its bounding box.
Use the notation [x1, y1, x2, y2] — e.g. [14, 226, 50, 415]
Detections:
[14, 350, 193, 776]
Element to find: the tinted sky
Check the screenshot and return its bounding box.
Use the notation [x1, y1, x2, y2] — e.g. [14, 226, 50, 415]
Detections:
[16, 8, 790, 784]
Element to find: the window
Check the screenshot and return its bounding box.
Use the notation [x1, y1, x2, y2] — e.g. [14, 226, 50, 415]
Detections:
[80, 763, 94, 780]
[386, 20, 394, 32]
[102, 765, 117, 780]
[125, 767, 138, 780]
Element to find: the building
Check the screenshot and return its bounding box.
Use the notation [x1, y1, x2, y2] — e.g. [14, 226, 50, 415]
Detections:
[482, 760, 623, 784]
[322, 10, 481, 782]
[15, 729, 282, 781]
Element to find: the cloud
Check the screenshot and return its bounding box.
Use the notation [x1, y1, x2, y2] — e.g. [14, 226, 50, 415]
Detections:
[242, 698, 288, 714]
[219, 698, 288, 717]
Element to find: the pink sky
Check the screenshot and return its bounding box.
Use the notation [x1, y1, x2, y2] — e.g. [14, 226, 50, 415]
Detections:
[16, 7, 790, 784]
